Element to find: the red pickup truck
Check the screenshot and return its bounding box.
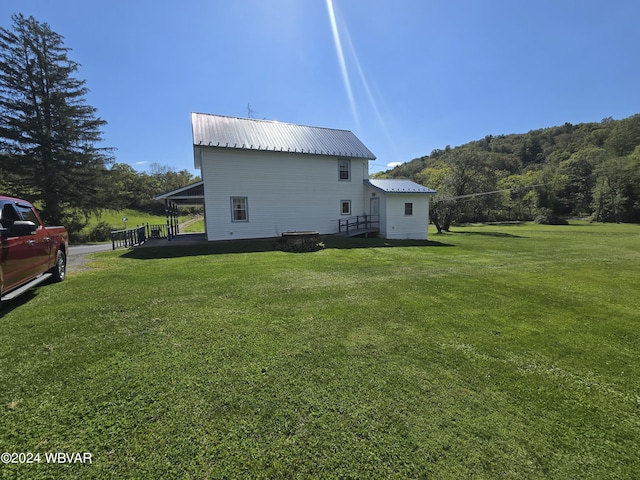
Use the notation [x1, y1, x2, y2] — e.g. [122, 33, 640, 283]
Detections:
[0, 196, 68, 307]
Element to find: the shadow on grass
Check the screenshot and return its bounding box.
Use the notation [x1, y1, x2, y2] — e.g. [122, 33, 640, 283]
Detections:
[448, 230, 529, 238]
[453, 231, 526, 238]
[0, 290, 39, 318]
[122, 236, 453, 260]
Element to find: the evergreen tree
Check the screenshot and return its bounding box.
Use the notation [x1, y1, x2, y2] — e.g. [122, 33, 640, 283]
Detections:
[0, 14, 111, 224]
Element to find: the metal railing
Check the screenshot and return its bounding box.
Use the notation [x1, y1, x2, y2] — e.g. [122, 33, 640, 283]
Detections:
[144, 223, 168, 239]
[111, 223, 174, 250]
[337, 215, 379, 234]
[111, 226, 146, 250]
[110, 223, 175, 250]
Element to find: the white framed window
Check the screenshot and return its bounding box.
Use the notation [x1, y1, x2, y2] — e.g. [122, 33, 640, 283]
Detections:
[338, 159, 351, 181]
[341, 200, 351, 215]
[231, 197, 248, 222]
[404, 202, 413, 216]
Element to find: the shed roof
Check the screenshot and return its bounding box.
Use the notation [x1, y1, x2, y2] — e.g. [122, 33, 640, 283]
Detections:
[191, 113, 376, 160]
[366, 179, 437, 194]
[154, 181, 205, 207]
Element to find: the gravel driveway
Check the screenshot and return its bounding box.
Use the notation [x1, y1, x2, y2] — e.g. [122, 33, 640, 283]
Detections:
[67, 244, 113, 273]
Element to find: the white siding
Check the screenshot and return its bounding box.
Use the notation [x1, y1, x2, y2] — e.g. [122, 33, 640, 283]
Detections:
[380, 193, 431, 240]
[199, 148, 369, 241]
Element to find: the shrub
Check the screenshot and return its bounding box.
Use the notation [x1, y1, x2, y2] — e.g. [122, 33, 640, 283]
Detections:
[276, 236, 325, 253]
[534, 212, 568, 225]
[87, 221, 115, 242]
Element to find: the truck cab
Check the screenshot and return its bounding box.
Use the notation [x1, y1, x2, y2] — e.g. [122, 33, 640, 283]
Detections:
[0, 196, 68, 305]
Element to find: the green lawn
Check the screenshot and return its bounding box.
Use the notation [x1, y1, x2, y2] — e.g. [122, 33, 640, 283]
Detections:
[89, 209, 166, 230]
[182, 218, 205, 233]
[1, 223, 639, 478]
[73, 209, 167, 244]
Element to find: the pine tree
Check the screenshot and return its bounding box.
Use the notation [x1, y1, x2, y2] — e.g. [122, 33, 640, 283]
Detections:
[0, 13, 112, 224]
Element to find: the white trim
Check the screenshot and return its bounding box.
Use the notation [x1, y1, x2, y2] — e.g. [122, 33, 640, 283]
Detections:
[231, 196, 249, 222]
[154, 181, 204, 200]
[404, 202, 413, 216]
[340, 200, 352, 215]
[338, 159, 351, 181]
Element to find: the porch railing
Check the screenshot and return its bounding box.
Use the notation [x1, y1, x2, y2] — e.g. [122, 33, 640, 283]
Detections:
[144, 223, 169, 239]
[110, 223, 170, 250]
[337, 215, 379, 234]
[111, 226, 146, 250]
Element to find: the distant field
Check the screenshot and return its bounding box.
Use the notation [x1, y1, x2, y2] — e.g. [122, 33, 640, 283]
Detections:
[182, 217, 205, 233]
[76, 210, 196, 242]
[82, 209, 166, 231]
[1, 222, 638, 478]
[96, 210, 167, 228]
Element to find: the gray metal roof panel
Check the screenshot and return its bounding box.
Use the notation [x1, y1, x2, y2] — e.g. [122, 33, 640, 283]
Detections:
[192, 113, 376, 159]
[367, 179, 437, 194]
[154, 181, 204, 200]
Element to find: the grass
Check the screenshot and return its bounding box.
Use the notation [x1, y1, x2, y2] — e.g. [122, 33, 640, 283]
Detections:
[1, 222, 639, 478]
[94, 209, 167, 229]
[182, 217, 205, 233]
[80, 209, 166, 232]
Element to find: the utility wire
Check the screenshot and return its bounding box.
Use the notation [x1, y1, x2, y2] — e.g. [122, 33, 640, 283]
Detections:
[431, 166, 638, 203]
[433, 182, 552, 203]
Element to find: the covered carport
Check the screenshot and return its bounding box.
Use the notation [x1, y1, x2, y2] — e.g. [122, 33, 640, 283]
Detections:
[153, 181, 205, 240]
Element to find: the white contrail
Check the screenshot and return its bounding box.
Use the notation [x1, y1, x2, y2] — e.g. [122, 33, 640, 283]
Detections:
[326, 0, 359, 128]
[342, 25, 390, 139]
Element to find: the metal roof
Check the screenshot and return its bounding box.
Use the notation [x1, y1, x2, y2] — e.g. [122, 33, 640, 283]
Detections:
[366, 179, 437, 194]
[191, 113, 376, 160]
[154, 181, 205, 206]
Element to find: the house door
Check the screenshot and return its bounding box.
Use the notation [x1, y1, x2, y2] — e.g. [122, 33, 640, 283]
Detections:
[370, 197, 379, 216]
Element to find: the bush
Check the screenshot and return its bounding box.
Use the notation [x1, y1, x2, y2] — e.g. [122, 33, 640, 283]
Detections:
[534, 213, 568, 225]
[86, 221, 115, 242]
[276, 236, 325, 253]
[68, 221, 115, 243]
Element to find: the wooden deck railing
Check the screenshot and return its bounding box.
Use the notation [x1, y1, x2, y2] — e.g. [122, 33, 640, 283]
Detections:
[144, 223, 169, 239]
[110, 223, 169, 250]
[111, 226, 146, 250]
[337, 215, 379, 235]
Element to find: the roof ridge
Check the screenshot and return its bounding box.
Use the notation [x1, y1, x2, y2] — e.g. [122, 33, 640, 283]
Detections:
[190, 112, 355, 134]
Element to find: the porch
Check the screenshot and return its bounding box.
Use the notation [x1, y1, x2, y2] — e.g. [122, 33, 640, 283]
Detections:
[153, 181, 205, 240]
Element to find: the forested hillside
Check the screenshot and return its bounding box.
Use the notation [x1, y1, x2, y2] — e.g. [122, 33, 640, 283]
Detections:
[376, 114, 640, 231]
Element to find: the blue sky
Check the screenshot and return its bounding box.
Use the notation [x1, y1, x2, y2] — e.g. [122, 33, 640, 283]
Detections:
[1, 0, 639, 175]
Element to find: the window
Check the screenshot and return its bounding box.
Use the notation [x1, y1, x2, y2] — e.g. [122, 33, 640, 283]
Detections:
[231, 197, 248, 222]
[404, 202, 413, 216]
[338, 159, 350, 181]
[341, 200, 351, 215]
[16, 204, 41, 226]
[0, 203, 20, 228]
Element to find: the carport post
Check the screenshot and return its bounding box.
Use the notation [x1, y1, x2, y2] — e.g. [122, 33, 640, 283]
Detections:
[165, 199, 171, 241]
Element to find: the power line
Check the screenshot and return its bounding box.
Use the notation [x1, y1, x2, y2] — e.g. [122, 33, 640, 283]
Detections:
[433, 182, 551, 203]
[431, 166, 632, 203]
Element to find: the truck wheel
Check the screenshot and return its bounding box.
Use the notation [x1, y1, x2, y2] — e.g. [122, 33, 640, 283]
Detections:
[50, 250, 66, 282]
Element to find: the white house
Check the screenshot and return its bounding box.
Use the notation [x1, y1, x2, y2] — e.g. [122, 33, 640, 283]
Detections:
[160, 113, 436, 241]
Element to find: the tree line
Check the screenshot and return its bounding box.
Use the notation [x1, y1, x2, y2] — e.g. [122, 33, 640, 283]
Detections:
[376, 115, 640, 232]
[0, 14, 198, 239]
